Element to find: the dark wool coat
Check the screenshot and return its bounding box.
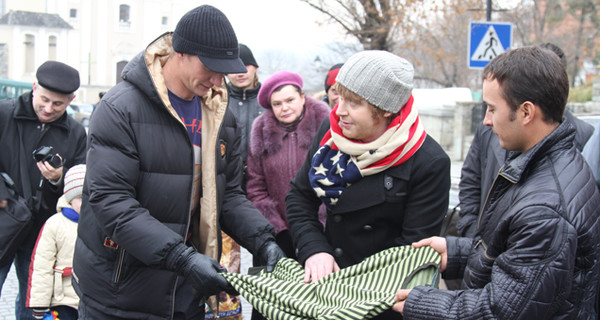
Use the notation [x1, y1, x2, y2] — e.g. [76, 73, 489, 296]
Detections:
[246, 97, 330, 234]
[405, 121, 600, 319]
[287, 117, 451, 267]
[72, 33, 276, 319]
[0, 92, 87, 247]
[286, 118, 451, 320]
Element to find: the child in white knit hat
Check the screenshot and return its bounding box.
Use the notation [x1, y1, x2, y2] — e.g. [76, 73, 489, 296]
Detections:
[26, 164, 86, 320]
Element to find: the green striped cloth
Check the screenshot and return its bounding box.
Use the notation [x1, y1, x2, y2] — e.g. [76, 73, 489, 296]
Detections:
[223, 246, 440, 320]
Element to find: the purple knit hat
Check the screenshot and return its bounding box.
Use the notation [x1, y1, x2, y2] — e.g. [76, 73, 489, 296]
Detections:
[258, 71, 303, 109]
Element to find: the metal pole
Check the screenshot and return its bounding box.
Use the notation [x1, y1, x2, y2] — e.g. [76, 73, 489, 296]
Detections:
[486, 0, 492, 21]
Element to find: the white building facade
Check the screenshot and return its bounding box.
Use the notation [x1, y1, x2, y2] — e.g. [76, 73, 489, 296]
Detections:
[0, 0, 193, 103]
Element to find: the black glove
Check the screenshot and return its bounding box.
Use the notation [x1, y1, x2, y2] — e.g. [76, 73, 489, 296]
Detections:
[166, 243, 230, 297]
[257, 241, 286, 273]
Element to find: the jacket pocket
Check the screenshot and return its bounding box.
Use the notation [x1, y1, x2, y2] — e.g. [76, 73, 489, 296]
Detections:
[112, 248, 126, 284]
[384, 174, 408, 203]
[464, 239, 496, 286]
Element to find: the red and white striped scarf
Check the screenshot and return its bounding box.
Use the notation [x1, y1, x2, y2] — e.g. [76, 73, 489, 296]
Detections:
[309, 95, 426, 208]
[321, 95, 426, 176]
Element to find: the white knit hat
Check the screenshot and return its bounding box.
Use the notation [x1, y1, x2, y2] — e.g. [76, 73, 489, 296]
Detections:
[336, 50, 414, 113]
[64, 164, 86, 203]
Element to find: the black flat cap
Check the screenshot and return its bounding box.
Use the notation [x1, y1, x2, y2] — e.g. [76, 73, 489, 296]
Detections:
[36, 61, 80, 94]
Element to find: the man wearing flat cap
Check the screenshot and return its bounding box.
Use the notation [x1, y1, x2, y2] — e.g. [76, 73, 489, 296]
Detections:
[72, 5, 284, 319]
[0, 60, 87, 320]
[286, 50, 451, 320]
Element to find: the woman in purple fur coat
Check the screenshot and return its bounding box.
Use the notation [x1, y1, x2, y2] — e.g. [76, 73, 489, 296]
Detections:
[246, 71, 330, 259]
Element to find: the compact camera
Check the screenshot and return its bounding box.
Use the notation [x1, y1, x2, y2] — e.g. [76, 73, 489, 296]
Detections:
[32, 146, 62, 168]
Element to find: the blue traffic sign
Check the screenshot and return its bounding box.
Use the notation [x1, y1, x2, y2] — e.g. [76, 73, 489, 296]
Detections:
[468, 21, 512, 69]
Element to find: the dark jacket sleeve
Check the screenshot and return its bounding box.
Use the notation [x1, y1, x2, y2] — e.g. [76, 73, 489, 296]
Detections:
[404, 209, 577, 320]
[457, 123, 485, 237]
[218, 111, 276, 255]
[71, 125, 88, 166]
[564, 110, 594, 151]
[286, 118, 332, 264]
[442, 236, 472, 279]
[396, 137, 450, 245]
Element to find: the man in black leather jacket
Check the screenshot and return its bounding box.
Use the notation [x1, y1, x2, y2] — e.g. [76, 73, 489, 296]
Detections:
[457, 43, 594, 238]
[393, 46, 600, 319]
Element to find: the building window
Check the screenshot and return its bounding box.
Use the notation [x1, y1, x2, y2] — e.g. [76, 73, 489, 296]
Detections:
[48, 36, 57, 60]
[70, 8, 77, 18]
[119, 4, 130, 23]
[24, 34, 35, 73]
[162, 16, 168, 26]
[116, 60, 127, 83]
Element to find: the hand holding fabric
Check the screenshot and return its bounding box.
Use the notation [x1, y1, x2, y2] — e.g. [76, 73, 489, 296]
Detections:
[412, 236, 448, 272]
[303, 252, 340, 283]
[257, 241, 286, 273]
[392, 289, 411, 314]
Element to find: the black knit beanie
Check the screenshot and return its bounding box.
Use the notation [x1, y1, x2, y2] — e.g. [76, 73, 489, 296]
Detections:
[172, 5, 246, 74]
[239, 44, 259, 68]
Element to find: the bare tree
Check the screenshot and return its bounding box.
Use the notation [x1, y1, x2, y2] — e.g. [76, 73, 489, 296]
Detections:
[400, 0, 485, 88]
[303, 0, 600, 89]
[500, 0, 600, 86]
[301, 0, 487, 88]
[301, 0, 424, 51]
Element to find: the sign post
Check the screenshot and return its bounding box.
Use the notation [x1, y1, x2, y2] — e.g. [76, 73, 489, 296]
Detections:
[468, 22, 512, 69]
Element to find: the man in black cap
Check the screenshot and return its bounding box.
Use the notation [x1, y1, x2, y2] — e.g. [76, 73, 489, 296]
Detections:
[72, 5, 285, 319]
[226, 43, 262, 188]
[0, 60, 87, 320]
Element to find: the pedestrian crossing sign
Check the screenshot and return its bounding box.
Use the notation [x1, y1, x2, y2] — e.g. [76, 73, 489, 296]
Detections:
[468, 21, 512, 69]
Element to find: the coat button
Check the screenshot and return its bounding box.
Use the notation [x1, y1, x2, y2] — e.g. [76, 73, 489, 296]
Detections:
[363, 225, 373, 231]
[334, 248, 343, 257]
[238, 101, 243, 106]
[334, 215, 342, 223]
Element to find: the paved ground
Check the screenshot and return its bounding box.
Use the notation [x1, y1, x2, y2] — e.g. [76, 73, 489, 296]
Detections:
[0, 265, 17, 320]
[0, 161, 462, 320]
[0, 250, 254, 320]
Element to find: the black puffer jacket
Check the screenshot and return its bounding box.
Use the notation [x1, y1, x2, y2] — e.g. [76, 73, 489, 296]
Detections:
[405, 120, 600, 319]
[73, 33, 275, 319]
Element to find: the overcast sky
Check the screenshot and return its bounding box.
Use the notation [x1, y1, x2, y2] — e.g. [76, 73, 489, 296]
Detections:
[177, 0, 346, 54]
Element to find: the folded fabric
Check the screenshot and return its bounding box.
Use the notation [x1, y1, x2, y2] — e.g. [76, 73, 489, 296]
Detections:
[223, 245, 440, 320]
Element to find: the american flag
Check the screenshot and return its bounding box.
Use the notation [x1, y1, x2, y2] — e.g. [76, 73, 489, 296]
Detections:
[309, 144, 362, 209]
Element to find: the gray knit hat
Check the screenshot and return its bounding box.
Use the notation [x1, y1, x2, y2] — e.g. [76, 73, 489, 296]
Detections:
[336, 50, 414, 113]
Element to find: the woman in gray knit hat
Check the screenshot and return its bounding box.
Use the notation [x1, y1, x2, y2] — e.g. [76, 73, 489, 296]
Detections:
[286, 50, 451, 320]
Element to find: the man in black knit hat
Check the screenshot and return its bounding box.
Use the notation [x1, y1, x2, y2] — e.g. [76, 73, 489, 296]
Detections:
[72, 5, 285, 319]
[226, 43, 262, 188]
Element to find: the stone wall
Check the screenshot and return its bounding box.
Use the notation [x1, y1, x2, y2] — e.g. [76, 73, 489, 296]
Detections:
[420, 101, 484, 161]
[0, 43, 7, 78]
